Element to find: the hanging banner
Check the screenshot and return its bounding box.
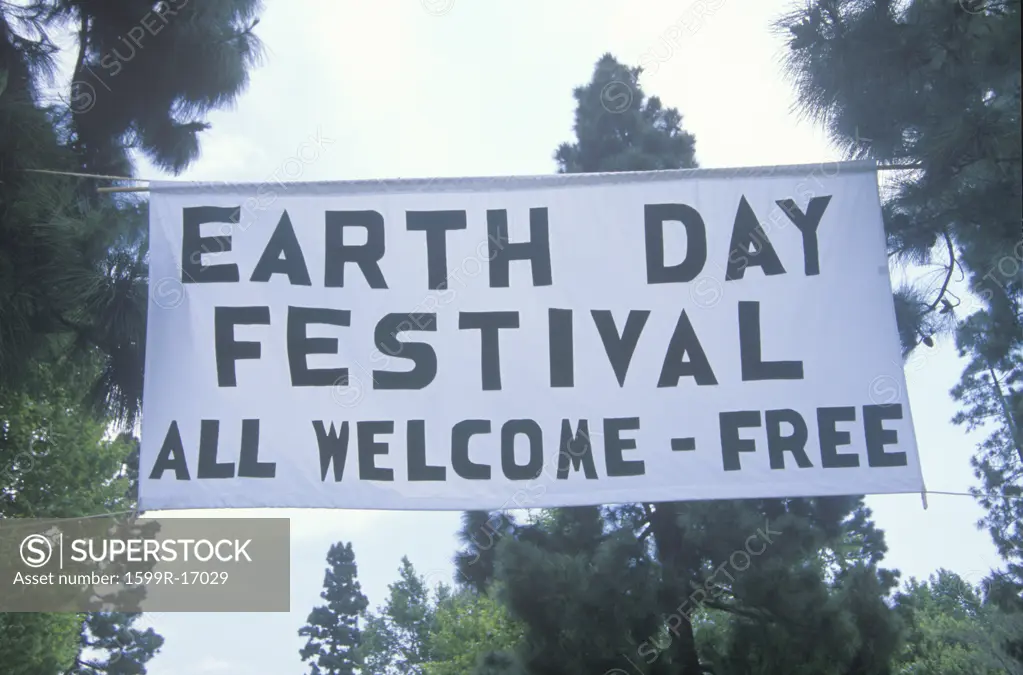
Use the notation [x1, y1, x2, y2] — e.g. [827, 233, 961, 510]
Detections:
[139, 161, 923, 511]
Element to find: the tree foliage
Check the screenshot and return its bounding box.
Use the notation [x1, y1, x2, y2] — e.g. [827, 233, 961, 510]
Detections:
[0, 358, 159, 672]
[893, 569, 1023, 675]
[424, 586, 525, 675]
[439, 54, 905, 675]
[0, 612, 82, 675]
[300, 542, 370, 675]
[2, 3, 264, 669]
[361, 556, 437, 675]
[775, 0, 1022, 624]
[554, 53, 696, 173]
[1, 0, 265, 425]
[67, 612, 165, 675]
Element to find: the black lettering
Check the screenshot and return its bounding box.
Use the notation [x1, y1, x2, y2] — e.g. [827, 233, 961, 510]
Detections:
[313, 421, 350, 482]
[197, 420, 234, 479]
[604, 417, 644, 477]
[250, 211, 311, 285]
[324, 210, 388, 288]
[215, 306, 269, 387]
[720, 410, 761, 471]
[486, 208, 553, 287]
[818, 407, 859, 468]
[592, 310, 650, 386]
[237, 419, 275, 478]
[557, 420, 597, 479]
[725, 196, 785, 280]
[657, 309, 718, 387]
[288, 307, 350, 387]
[407, 420, 446, 481]
[149, 421, 190, 480]
[549, 309, 574, 387]
[764, 409, 812, 469]
[373, 313, 437, 389]
[459, 312, 519, 391]
[452, 420, 491, 480]
[181, 206, 240, 283]
[864, 404, 907, 467]
[644, 203, 707, 283]
[357, 421, 394, 481]
[738, 301, 803, 381]
[776, 196, 831, 276]
[501, 419, 544, 480]
[406, 210, 467, 289]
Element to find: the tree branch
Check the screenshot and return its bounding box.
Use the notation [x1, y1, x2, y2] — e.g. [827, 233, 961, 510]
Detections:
[925, 229, 956, 313]
[700, 599, 772, 622]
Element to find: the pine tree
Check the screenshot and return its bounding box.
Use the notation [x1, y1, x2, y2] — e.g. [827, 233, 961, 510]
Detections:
[361, 557, 436, 675]
[951, 313, 1022, 591]
[300, 542, 370, 675]
[893, 569, 1023, 675]
[2, 2, 260, 668]
[775, 0, 1022, 597]
[424, 587, 525, 675]
[454, 511, 517, 595]
[66, 612, 164, 675]
[0, 358, 161, 672]
[0, 613, 82, 675]
[0, 0, 265, 425]
[455, 54, 906, 675]
[554, 54, 696, 173]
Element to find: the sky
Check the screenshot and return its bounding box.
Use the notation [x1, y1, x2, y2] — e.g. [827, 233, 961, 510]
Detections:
[53, 1, 1004, 673]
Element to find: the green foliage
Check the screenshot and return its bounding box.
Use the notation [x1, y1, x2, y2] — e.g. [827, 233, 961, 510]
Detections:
[424, 587, 525, 675]
[353, 555, 524, 675]
[951, 313, 1022, 591]
[485, 511, 668, 675]
[446, 54, 906, 675]
[696, 562, 904, 675]
[893, 569, 1023, 675]
[0, 358, 155, 672]
[300, 542, 370, 675]
[776, 0, 1022, 637]
[362, 556, 436, 675]
[773, 0, 1023, 646]
[0, 358, 133, 519]
[454, 512, 516, 595]
[17, 0, 265, 176]
[68, 612, 165, 675]
[1, 0, 266, 425]
[1, 2, 262, 671]
[554, 53, 697, 173]
[0, 612, 82, 674]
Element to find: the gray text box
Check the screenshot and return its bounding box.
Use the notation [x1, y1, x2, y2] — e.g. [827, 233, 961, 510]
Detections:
[0, 516, 290, 612]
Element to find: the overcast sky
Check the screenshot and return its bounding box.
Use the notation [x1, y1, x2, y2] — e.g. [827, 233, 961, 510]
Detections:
[55, 1, 1002, 673]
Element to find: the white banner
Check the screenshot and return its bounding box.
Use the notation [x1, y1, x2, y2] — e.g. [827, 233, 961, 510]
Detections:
[139, 161, 923, 511]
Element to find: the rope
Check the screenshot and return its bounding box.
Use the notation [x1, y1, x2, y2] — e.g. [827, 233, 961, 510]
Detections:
[24, 169, 149, 182]
[0, 510, 135, 526]
[22, 161, 919, 193]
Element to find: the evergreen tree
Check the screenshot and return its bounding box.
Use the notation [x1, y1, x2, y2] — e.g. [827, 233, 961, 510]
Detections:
[424, 587, 525, 675]
[1, 0, 265, 425]
[300, 542, 370, 675]
[0, 613, 82, 675]
[554, 55, 696, 173]
[951, 313, 1022, 595]
[362, 557, 436, 675]
[892, 569, 1023, 675]
[455, 54, 906, 675]
[66, 612, 164, 675]
[775, 0, 1022, 601]
[0, 358, 160, 672]
[2, 2, 262, 668]
[454, 511, 517, 595]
